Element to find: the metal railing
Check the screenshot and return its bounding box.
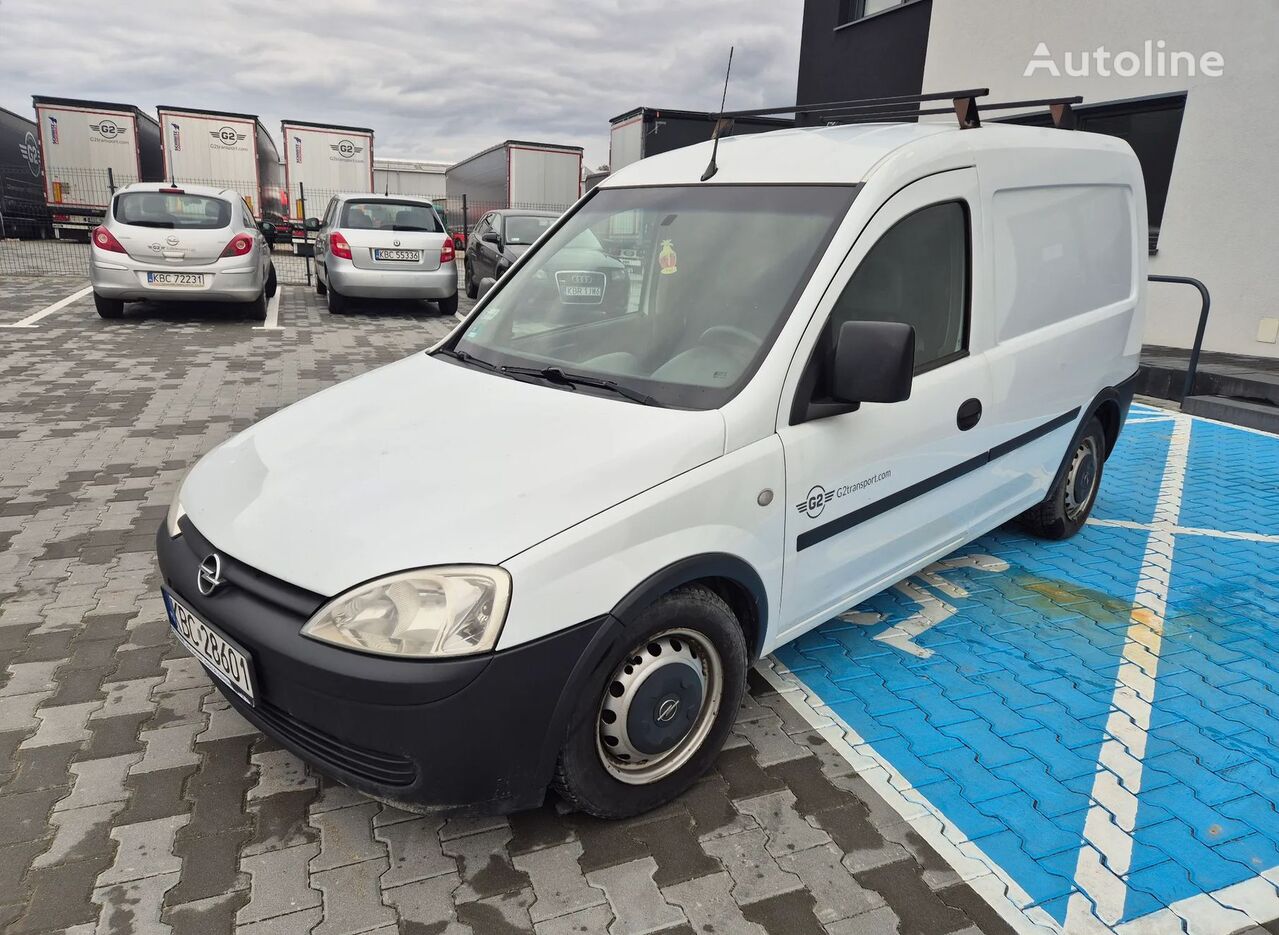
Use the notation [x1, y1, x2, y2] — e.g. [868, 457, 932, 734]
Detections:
[1149, 274, 1212, 400]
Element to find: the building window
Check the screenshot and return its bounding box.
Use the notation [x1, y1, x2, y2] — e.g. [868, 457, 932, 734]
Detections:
[1004, 93, 1187, 253]
[837, 0, 911, 26]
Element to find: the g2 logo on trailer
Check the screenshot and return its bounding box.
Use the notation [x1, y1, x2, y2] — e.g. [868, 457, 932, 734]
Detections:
[19, 131, 40, 177]
[211, 126, 247, 147]
[330, 139, 363, 159]
[89, 119, 124, 140]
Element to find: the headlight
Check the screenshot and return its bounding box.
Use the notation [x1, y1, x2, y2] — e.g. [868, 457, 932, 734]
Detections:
[166, 493, 187, 538]
[301, 566, 512, 658]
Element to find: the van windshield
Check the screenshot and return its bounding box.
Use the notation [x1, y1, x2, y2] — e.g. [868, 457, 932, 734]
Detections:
[114, 192, 231, 229]
[448, 185, 856, 409]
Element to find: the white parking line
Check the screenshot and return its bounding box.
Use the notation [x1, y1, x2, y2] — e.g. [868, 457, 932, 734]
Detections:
[251, 288, 283, 331]
[1, 285, 94, 329]
[1065, 412, 1192, 932]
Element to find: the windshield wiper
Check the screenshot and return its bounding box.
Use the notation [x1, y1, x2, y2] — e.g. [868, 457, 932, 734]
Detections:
[434, 348, 497, 371]
[499, 365, 660, 406]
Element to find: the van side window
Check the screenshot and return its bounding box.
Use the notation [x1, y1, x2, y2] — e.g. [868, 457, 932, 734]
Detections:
[825, 201, 969, 376]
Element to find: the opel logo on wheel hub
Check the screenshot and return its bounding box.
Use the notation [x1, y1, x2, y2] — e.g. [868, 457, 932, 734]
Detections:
[197, 554, 225, 596]
[656, 698, 680, 723]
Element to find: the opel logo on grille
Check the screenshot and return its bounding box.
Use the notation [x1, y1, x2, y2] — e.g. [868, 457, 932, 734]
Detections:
[656, 698, 680, 723]
[197, 554, 225, 596]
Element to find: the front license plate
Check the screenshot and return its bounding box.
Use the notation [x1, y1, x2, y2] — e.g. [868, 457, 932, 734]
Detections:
[147, 272, 206, 288]
[163, 589, 255, 702]
[372, 248, 420, 262]
[555, 270, 606, 304]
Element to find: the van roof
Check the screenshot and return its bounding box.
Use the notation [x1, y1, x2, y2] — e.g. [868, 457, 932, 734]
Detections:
[599, 121, 1134, 188]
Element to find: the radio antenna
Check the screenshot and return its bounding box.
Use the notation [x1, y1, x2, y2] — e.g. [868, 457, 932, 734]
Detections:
[700, 46, 734, 182]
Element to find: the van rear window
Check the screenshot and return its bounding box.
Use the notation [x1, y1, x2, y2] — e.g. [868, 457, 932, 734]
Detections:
[114, 192, 232, 229]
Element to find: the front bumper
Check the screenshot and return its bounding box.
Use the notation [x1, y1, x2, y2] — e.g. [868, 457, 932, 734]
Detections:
[155, 521, 618, 813]
[91, 253, 264, 303]
[326, 258, 458, 299]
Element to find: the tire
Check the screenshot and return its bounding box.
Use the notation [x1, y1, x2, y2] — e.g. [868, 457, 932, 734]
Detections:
[327, 283, 347, 315]
[552, 584, 748, 819]
[1017, 416, 1106, 540]
[464, 261, 478, 299]
[437, 292, 459, 316]
[246, 290, 268, 321]
[315, 267, 327, 296]
[265, 264, 278, 298]
[94, 292, 124, 319]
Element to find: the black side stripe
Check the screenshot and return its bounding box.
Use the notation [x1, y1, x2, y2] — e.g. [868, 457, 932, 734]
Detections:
[796, 407, 1081, 552]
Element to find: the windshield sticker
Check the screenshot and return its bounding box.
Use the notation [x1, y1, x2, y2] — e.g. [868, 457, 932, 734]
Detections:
[658, 240, 678, 275]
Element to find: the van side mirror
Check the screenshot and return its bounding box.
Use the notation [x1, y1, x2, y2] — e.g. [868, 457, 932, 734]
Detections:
[831, 320, 915, 404]
[477, 277, 497, 301]
[304, 217, 321, 232]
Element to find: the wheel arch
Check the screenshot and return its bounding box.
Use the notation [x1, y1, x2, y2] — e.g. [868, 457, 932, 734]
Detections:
[1046, 372, 1138, 495]
[610, 553, 768, 663]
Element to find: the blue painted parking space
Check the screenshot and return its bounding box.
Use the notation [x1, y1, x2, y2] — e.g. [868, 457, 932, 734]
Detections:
[776, 404, 1279, 932]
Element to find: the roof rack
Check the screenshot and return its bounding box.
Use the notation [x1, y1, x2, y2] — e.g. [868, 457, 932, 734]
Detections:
[717, 89, 1083, 132]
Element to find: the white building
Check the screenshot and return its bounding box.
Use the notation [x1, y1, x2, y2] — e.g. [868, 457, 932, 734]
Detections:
[798, 0, 1279, 359]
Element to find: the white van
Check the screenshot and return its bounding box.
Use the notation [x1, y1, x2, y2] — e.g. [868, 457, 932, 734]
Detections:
[156, 117, 1145, 817]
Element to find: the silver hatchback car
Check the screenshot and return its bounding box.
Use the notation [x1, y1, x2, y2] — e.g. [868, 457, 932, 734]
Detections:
[90, 183, 276, 320]
[312, 194, 458, 315]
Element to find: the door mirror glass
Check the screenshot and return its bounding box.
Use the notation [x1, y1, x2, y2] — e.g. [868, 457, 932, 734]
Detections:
[477, 277, 497, 301]
[304, 217, 321, 232]
[482, 230, 500, 245]
[831, 320, 915, 404]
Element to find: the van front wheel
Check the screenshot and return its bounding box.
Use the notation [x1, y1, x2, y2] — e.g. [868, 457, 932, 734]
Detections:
[552, 585, 747, 819]
[1018, 416, 1106, 540]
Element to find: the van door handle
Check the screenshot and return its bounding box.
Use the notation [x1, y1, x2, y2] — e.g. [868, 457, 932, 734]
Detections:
[956, 398, 982, 431]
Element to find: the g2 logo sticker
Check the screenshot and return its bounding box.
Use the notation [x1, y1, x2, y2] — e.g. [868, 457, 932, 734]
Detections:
[89, 119, 123, 140]
[210, 126, 247, 146]
[329, 139, 363, 159]
[19, 131, 40, 176]
[797, 486, 834, 519]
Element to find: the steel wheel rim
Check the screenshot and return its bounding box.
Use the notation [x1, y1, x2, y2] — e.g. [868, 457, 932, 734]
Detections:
[595, 628, 723, 785]
[1064, 435, 1100, 520]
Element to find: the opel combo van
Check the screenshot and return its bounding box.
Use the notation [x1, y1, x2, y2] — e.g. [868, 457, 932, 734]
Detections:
[156, 121, 1145, 817]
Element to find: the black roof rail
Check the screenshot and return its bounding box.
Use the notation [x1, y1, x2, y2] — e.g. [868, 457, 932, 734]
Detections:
[718, 90, 1082, 131]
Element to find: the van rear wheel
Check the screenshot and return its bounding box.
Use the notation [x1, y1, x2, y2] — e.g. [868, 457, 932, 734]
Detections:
[1017, 416, 1106, 540]
[552, 584, 747, 819]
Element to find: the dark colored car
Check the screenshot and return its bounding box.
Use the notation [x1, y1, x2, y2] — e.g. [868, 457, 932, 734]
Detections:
[464, 209, 555, 297]
[463, 209, 629, 324]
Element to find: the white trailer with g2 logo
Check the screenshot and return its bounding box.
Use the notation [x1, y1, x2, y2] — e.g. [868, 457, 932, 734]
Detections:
[156, 106, 285, 222]
[280, 120, 374, 221]
[31, 95, 164, 238]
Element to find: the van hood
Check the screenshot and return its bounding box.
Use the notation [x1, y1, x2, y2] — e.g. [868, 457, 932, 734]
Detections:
[180, 354, 726, 597]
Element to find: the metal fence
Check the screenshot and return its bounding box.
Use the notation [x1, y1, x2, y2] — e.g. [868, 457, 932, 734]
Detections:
[0, 165, 575, 286]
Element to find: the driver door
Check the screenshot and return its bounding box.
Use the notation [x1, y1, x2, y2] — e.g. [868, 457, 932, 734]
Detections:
[776, 168, 1000, 642]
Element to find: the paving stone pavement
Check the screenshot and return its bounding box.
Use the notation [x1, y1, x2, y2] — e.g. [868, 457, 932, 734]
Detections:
[0, 282, 1024, 935]
[5, 281, 1268, 935]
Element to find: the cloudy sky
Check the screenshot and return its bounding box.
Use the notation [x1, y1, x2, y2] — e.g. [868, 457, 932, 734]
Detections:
[0, 0, 804, 169]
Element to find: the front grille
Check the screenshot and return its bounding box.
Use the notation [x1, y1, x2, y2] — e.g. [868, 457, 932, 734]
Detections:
[251, 698, 417, 788]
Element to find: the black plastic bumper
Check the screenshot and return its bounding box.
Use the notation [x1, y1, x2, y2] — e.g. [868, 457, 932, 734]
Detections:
[156, 521, 621, 813]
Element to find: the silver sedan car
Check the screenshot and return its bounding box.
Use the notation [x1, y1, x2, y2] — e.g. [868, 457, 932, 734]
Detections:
[89, 183, 276, 320]
[312, 194, 458, 315]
